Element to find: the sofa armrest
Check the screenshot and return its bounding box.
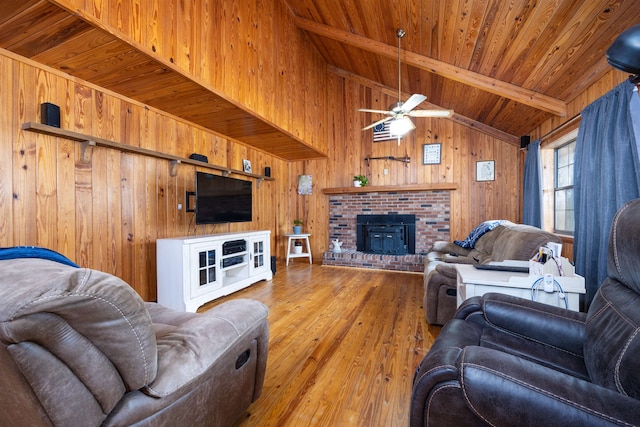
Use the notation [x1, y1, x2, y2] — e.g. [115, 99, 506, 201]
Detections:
[454, 295, 482, 319]
[434, 262, 457, 279]
[144, 299, 269, 397]
[458, 293, 586, 356]
[459, 346, 640, 426]
[424, 268, 459, 325]
[444, 254, 476, 264]
[431, 241, 469, 256]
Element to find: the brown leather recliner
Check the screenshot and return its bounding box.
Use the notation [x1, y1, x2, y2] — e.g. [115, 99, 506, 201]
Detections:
[0, 256, 269, 426]
[411, 199, 640, 425]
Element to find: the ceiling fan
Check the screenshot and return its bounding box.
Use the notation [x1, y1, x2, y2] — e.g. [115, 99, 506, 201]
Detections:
[359, 29, 453, 137]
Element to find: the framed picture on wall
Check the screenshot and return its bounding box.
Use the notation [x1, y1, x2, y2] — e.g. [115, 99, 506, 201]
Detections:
[423, 143, 442, 165]
[242, 159, 252, 173]
[476, 160, 495, 181]
[298, 175, 313, 195]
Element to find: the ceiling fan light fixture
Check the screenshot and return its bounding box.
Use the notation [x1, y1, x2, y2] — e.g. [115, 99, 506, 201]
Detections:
[389, 116, 415, 137]
[358, 29, 453, 136]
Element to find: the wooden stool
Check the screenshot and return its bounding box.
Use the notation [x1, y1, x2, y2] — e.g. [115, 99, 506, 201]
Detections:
[284, 233, 312, 266]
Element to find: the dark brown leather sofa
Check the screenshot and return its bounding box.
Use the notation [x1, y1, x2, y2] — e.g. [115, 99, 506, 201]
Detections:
[424, 221, 562, 325]
[0, 255, 269, 426]
[411, 199, 640, 426]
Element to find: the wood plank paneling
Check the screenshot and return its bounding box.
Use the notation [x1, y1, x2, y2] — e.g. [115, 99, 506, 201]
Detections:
[0, 50, 291, 298]
[56, 78, 77, 257]
[14, 62, 38, 245]
[0, 0, 326, 161]
[1, 0, 625, 303]
[0, 57, 13, 242]
[284, 70, 524, 255]
[296, 72, 523, 249]
[283, 0, 640, 137]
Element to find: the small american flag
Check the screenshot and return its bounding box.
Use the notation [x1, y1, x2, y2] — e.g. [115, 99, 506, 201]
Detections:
[373, 121, 395, 142]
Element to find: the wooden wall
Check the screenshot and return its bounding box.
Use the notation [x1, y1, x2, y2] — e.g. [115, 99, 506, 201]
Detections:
[0, 50, 290, 301]
[59, 0, 522, 239]
[1, 0, 525, 303]
[291, 73, 523, 250]
[0, 0, 330, 300]
[55, 0, 327, 154]
[0, 57, 524, 303]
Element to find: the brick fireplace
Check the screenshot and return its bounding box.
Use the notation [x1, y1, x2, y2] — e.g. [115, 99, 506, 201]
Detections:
[322, 189, 451, 272]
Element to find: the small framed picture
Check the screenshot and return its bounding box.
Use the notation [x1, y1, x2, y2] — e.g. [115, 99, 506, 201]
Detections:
[242, 159, 252, 173]
[423, 143, 441, 165]
[476, 160, 495, 181]
[298, 174, 312, 195]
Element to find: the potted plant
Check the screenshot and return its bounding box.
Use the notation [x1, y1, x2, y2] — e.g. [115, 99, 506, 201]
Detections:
[293, 240, 303, 254]
[292, 219, 303, 234]
[353, 175, 369, 187]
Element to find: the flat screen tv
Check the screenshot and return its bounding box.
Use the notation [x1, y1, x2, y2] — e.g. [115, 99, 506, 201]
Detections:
[195, 172, 253, 224]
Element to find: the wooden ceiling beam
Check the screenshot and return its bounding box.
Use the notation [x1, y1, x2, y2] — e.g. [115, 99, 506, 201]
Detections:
[296, 17, 567, 117]
[329, 66, 520, 145]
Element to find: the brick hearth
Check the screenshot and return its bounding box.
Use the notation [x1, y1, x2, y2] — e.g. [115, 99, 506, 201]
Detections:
[322, 190, 450, 272]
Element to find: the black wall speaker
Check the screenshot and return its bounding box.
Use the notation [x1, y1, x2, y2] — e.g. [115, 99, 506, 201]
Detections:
[41, 103, 60, 128]
[264, 166, 271, 177]
[189, 153, 208, 163]
[520, 135, 531, 149]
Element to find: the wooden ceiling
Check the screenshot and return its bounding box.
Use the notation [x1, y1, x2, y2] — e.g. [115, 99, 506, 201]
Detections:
[0, 0, 326, 161]
[285, 0, 640, 137]
[1, 0, 638, 154]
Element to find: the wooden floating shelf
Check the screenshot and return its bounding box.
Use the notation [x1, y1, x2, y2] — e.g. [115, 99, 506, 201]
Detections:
[322, 183, 457, 194]
[22, 122, 274, 183]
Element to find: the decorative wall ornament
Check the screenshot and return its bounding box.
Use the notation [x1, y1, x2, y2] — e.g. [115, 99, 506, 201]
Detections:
[242, 159, 252, 173]
[476, 160, 495, 181]
[373, 122, 396, 142]
[298, 175, 312, 195]
[423, 143, 441, 165]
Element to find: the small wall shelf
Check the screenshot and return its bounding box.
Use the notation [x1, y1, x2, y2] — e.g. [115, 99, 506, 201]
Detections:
[22, 122, 274, 183]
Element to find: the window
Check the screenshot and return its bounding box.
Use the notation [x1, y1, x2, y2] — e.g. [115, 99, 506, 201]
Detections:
[554, 140, 575, 234]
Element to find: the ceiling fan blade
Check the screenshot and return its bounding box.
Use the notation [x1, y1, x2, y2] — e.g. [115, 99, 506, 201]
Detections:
[400, 94, 427, 112]
[409, 109, 454, 118]
[362, 116, 393, 131]
[358, 108, 393, 115]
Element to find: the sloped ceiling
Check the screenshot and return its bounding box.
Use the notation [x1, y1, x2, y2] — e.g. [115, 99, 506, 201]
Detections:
[284, 0, 640, 137]
[2, 0, 638, 151]
[0, 0, 327, 161]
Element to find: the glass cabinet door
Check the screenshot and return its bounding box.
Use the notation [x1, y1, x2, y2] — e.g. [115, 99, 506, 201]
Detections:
[253, 240, 264, 268]
[198, 248, 217, 285]
[190, 243, 222, 297]
[250, 236, 269, 274]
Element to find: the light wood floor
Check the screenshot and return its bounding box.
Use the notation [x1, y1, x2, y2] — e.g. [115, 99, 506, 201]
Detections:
[201, 263, 441, 426]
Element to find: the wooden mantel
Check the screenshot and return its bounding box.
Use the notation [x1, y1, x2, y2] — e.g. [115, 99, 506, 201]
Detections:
[322, 183, 458, 195]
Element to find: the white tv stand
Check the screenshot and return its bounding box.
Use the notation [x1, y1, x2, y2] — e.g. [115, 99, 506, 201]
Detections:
[157, 230, 272, 312]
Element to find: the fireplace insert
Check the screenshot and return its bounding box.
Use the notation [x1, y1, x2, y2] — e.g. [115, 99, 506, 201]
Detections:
[356, 214, 416, 255]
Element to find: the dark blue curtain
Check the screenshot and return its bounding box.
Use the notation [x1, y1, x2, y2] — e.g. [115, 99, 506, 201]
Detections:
[632, 87, 640, 150]
[574, 80, 640, 305]
[522, 139, 542, 227]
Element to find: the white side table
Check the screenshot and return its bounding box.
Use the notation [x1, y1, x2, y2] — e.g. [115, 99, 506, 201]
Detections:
[456, 263, 585, 311]
[284, 233, 312, 266]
